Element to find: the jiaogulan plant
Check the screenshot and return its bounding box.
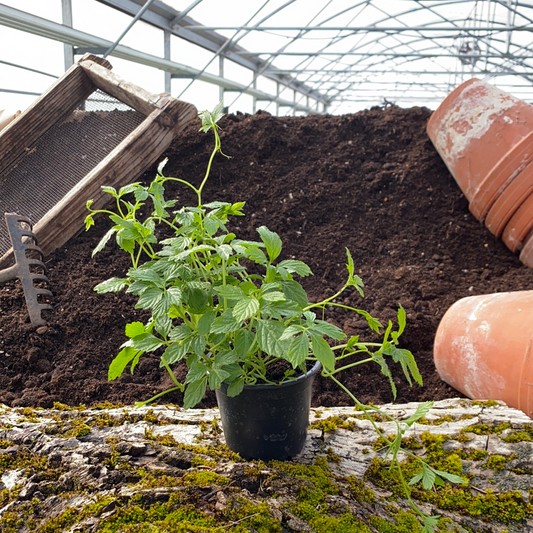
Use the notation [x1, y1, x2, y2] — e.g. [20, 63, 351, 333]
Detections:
[86, 102, 465, 532]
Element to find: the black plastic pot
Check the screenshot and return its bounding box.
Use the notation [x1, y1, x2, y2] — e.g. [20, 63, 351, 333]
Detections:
[215, 361, 321, 461]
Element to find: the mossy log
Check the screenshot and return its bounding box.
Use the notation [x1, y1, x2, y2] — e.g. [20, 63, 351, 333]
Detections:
[0, 399, 532, 532]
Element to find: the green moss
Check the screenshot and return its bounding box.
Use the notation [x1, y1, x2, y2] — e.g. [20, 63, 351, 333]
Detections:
[223, 497, 283, 533]
[346, 475, 376, 504]
[502, 425, 533, 443]
[486, 454, 516, 472]
[457, 448, 488, 461]
[181, 471, 230, 487]
[309, 513, 371, 532]
[461, 422, 512, 435]
[471, 400, 500, 407]
[310, 415, 344, 432]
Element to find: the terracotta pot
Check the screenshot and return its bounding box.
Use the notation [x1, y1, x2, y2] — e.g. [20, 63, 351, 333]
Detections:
[482, 133, 533, 236]
[427, 79, 533, 220]
[519, 232, 533, 268]
[501, 191, 533, 253]
[434, 291, 533, 418]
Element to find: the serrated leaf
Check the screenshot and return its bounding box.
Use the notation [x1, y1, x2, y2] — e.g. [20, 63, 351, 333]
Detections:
[128, 267, 163, 285]
[125, 321, 146, 339]
[310, 333, 335, 372]
[227, 378, 245, 397]
[257, 319, 290, 358]
[388, 347, 423, 387]
[279, 280, 309, 308]
[132, 333, 165, 352]
[211, 309, 243, 333]
[234, 329, 254, 358]
[277, 259, 313, 277]
[155, 315, 172, 338]
[162, 342, 188, 365]
[232, 297, 259, 322]
[257, 226, 282, 262]
[169, 323, 191, 340]
[208, 367, 230, 390]
[214, 285, 245, 300]
[433, 468, 467, 485]
[261, 291, 286, 302]
[92, 228, 116, 257]
[135, 287, 164, 311]
[198, 310, 216, 336]
[191, 335, 207, 357]
[404, 401, 433, 426]
[108, 346, 138, 380]
[310, 319, 346, 341]
[183, 376, 208, 409]
[279, 324, 304, 341]
[94, 277, 127, 294]
[287, 334, 310, 367]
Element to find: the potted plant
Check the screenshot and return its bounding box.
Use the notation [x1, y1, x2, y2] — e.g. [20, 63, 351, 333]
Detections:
[86, 103, 464, 531]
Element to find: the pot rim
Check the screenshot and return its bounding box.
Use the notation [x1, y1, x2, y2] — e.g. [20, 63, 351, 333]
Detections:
[234, 360, 322, 391]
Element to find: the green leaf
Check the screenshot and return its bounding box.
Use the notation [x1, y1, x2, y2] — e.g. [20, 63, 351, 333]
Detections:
[167, 287, 183, 308]
[257, 319, 290, 358]
[287, 334, 310, 367]
[125, 321, 146, 339]
[211, 309, 243, 334]
[94, 277, 127, 294]
[101, 185, 117, 196]
[227, 378, 245, 397]
[128, 267, 163, 286]
[232, 297, 260, 322]
[183, 285, 209, 314]
[214, 285, 245, 300]
[191, 335, 207, 357]
[135, 287, 164, 312]
[198, 310, 216, 336]
[310, 333, 335, 372]
[277, 259, 313, 277]
[234, 329, 254, 358]
[279, 280, 309, 308]
[309, 319, 346, 341]
[215, 244, 232, 261]
[169, 323, 192, 340]
[422, 515, 441, 533]
[155, 315, 172, 338]
[261, 291, 286, 302]
[183, 377, 208, 409]
[208, 367, 230, 390]
[388, 347, 423, 387]
[433, 468, 467, 485]
[92, 228, 116, 257]
[404, 401, 433, 426]
[132, 333, 165, 352]
[257, 226, 282, 262]
[162, 343, 188, 365]
[108, 346, 138, 380]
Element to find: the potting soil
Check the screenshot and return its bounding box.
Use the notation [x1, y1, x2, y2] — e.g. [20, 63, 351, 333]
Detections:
[1, 104, 532, 409]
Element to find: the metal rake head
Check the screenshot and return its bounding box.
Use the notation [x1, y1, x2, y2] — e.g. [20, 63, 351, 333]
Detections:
[0, 213, 53, 327]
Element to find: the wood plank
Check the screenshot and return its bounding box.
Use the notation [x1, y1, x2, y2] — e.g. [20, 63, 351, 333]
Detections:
[0, 65, 95, 175]
[79, 59, 162, 116]
[31, 99, 198, 258]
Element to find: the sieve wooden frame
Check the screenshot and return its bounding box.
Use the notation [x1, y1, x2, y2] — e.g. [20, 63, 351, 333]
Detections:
[0, 53, 197, 266]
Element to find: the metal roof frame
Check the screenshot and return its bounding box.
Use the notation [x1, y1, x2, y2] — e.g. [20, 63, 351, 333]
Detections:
[1, 0, 533, 114]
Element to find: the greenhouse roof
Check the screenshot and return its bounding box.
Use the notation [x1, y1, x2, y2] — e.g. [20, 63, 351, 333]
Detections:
[1, 0, 533, 114]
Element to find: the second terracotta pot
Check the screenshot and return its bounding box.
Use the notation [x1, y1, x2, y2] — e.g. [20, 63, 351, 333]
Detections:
[434, 290, 533, 418]
[427, 79, 533, 220]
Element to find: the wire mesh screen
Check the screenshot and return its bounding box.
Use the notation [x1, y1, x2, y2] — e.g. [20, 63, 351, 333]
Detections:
[0, 88, 145, 258]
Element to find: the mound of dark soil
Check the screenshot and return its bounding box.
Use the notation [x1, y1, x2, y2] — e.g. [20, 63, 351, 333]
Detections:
[1, 105, 532, 409]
